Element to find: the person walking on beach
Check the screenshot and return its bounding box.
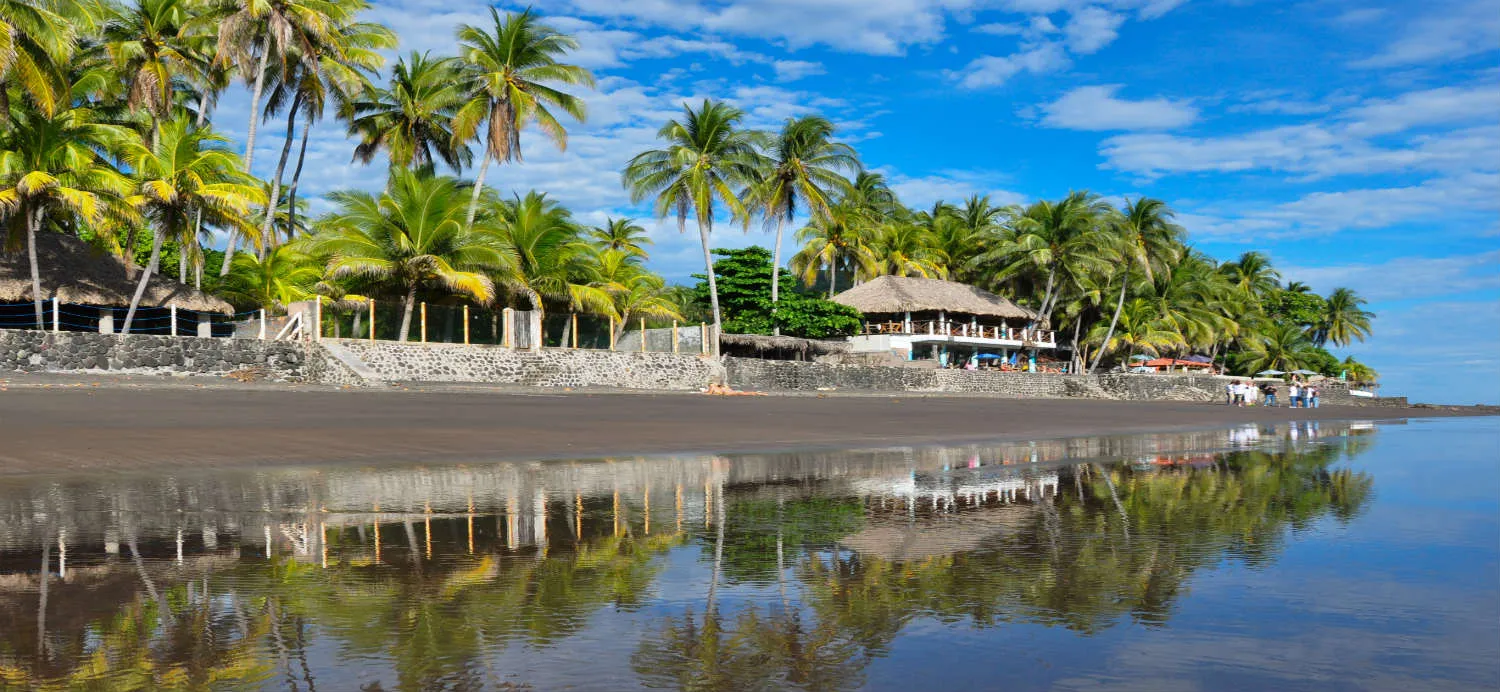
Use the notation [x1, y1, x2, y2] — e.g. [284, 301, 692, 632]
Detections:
[1308, 385, 1319, 408]
[1262, 382, 1278, 407]
[1226, 380, 1235, 406]
[1289, 381, 1302, 408]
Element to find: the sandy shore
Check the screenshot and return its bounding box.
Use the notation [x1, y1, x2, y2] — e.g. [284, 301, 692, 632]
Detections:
[0, 372, 1490, 476]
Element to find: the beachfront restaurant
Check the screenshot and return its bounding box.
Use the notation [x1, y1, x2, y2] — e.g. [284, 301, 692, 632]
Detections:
[831, 275, 1061, 370]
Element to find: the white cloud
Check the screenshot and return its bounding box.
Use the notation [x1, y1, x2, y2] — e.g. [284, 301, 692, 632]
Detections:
[1063, 6, 1125, 54]
[1342, 84, 1500, 137]
[1040, 84, 1198, 130]
[885, 169, 1029, 210]
[772, 60, 826, 82]
[1352, 0, 1500, 68]
[1280, 251, 1500, 302]
[952, 42, 1071, 88]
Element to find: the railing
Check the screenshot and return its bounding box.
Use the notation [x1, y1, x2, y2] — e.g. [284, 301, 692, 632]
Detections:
[861, 321, 1056, 344]
[0, 298, 255, 337]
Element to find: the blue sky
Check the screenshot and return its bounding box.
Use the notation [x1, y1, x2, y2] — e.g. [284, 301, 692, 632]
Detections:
[212, 0, 1500, 404]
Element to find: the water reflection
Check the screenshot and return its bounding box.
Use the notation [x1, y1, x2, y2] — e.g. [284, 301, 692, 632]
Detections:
[0, 421, 1386, 690]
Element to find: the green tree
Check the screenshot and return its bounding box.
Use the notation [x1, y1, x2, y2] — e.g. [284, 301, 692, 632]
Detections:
[1239, 321, 1319, 374]
[745, 115, 859, 333]
[218, 243, 319, 310]
[622, 99, 763, 357]
[484, 190, 613, 321]
[589, 217, 652, 258]
[1089, 197, 1183, 373]
[454, 7, 593, 227]
[694, 246, 862, 338]
[0, 0, 79, 117]
[120, 117, 263, 333]
[0, 103, 132, 328]
[971, 191, 1112, 327]
[869, 220, 943, 278]
[348, 51, 470, 171]
[308, 167, 506, 340]
[790, 203, 877, 298]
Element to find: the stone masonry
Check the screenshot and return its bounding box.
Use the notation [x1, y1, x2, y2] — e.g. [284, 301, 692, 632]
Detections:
[327, 339, 721, 389]
[0, 330, 311, 378]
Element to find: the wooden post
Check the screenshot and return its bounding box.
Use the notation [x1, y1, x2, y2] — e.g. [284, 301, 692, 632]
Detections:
[502, 307, 514, 349]
[258, 309, 266, 339]
[571, 313, 578, 349]
[672, 321, 679, 354]
[700, 322, 708, 355]
[463, 305, 470, 345]
[608, 316, 616, 350]
[313, 297, 321, 341]
[170, 304, 177, 336]
[640, 318, 647, 352]
[368, 299, 375, 341]
[51, 298, 59, 333]
[420, 303, 427, 343]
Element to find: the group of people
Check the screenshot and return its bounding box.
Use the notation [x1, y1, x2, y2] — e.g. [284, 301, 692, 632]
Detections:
[1225, 379, 1320, 408]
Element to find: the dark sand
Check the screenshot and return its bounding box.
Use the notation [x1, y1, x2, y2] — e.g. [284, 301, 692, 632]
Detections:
[0, 373, 1488, 476]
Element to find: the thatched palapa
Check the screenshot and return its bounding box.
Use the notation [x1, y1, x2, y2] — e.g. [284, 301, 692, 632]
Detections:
[0, 233, 232, 314]
[831, 275, 1036, 320]
[719, 332, 849, 356]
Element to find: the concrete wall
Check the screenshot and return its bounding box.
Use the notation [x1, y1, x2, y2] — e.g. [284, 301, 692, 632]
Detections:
[0, 330, 311, 379]
[324, 339, 720, 389]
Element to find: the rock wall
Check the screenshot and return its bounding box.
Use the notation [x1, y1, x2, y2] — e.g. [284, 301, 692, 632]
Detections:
[0, 330, 311, 379]
[325, 339, 720, 389]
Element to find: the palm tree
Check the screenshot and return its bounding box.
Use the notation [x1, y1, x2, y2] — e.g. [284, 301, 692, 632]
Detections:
[591, 248, 683, 344]
[589, 217, 651, 258]
[0, 0, 78, 117]
[1085, 298, 1184, 365]
[219, 244, 320, 311]
[941, 195, 1004, 282]
[791, 203, 878, 297]
[746, 115, 858, 334]
[0, 104, 133, 328]
[1241, 322, 1317, 374]
[1089, 197, 1183, 373]
[843, 170, 898, 219]
[869, 221, 943, 278]
[1315, 287, 1373, 347]
[348, 51, 470, 171]
[485, 190, 613, 321]
[971, 191, 1111, 327]
[120, 117, 263, 333]
[307, 168, 505, 341]
[1219, 251, 1281, 301]
[454, 7, 594, 227]
[622, 100, 762, 357]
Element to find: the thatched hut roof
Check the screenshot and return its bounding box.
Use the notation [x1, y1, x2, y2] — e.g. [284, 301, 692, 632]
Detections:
[719, 332, 849, 355]
[0, 233, 232, 314]
[831, 275, 1036, 320]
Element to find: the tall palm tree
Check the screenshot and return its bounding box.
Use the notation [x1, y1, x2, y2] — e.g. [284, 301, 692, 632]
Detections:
[307, 168, 505, 341]
[0, 0, 79, 117]
[120, 117, 263, 333]
[348, 51, 470, 171]
[941, 195, 1004, 282]
[484, 190, 612, 320]
[591, 248, 683, 344]
[1316, 287, 1373, 347]
[622, 100, 762, 356]
[0, 103, 133, 328]
[791, 203, 878, 297]
[1242, 321, 1317, 374]
[1085, 297, 1184, 365]
[454, 7, 593, 227]
[842, 170, 898, 220]
[1089, 197, 1183, 373]
[971, 191, 1111, 327]
[588, 217, 651, 258]
[746, 115, 858, 333]
[1219, 251, 1281, 301]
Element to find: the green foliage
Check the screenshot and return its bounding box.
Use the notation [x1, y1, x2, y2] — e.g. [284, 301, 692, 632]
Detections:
[1264, 289, 1327, 329]
[692, 246, 863, 338]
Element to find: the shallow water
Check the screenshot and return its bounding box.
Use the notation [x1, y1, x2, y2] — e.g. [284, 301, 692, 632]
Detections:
[1, 417, 1496, 691]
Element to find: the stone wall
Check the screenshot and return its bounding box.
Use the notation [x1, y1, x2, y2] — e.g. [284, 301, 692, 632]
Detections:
[0, 330, 311, 379]
[325, 339, 720, 390]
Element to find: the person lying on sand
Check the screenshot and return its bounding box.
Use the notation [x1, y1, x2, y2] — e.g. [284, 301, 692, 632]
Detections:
[704, 383, 767, 396]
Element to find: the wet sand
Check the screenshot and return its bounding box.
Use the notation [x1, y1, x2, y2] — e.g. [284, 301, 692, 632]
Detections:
[0, 373, 1488, 476]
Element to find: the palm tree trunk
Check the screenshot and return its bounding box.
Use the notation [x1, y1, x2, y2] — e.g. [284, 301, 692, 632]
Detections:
[1089, 271, 1129, 374]
[697, 220, 722, 358]
[398, 286, 417, 342]
[706, 482, 725, 616]
[187, 93, 212, 285]
[285, 119, 311, 237]
[26, 208, 46, 330]
[826, 257, 837, 299]
[1069, 318, 1082, 374]
[465, 156, 491, 229]
[770, 215, 785, 336]
[221, 39, 272, 276]
[179, 243, 188, 284]
[258, 94, 301, 260]
[121, 228, 167, 334]
[1035, 269, 1057, 327]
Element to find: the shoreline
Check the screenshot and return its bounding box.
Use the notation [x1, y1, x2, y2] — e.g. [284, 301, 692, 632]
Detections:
[1, 372, 1492, 477]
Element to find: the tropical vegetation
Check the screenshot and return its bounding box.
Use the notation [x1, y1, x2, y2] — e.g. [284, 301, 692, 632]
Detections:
[0, 2, 1377, 379]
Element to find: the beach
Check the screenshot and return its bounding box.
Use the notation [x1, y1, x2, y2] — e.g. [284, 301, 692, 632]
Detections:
[0, 372, 1486, 475]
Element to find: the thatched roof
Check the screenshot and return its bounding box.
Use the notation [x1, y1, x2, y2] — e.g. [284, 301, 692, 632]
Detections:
[720, 332, 850, 355]
[0, 233, 232, 314]
[831, 275, 1037, 320]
